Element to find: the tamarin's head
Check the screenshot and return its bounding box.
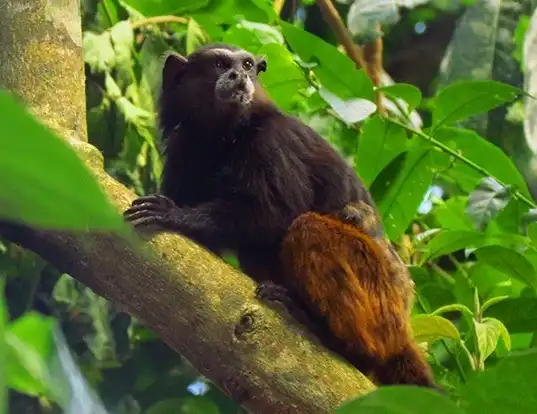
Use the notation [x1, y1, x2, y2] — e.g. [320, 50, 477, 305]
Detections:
[160, 43, 267, 128]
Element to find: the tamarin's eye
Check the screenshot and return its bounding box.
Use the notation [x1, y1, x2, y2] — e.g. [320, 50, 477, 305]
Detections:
[215, 58, 225, 69]
[242, 58, 254, 70]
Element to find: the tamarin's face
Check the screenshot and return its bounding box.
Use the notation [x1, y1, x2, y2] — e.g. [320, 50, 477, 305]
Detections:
[162, 45, 267, 119]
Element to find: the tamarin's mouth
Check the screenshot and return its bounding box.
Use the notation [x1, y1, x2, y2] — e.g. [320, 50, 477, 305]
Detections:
[215, 80, 254, 105]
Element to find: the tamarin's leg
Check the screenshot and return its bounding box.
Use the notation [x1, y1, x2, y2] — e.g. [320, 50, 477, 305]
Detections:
[262, 211, 436, 388]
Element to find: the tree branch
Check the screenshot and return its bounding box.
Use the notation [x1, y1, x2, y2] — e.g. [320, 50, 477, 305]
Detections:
[0, 0, 374, 412]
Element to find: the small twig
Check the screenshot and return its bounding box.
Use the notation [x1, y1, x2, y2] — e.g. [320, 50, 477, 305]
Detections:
[315, 0, 386, 113]
[130, 16, 189, 30]
[314, 0, 366, 68]
[362, 25, 385, 113]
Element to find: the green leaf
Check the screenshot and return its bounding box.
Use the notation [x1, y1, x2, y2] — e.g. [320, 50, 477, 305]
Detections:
[256, 43, 308, 111]
[474, 245, 537, 288]
[481, 296, 509, 314]
[419, 230, 486, 263]
[279, 21, 375, 101]
[459, 351, 537, 414]
[431, 304, 474, 318]
[474, 317, 511, 365]
[377, 83, 422, 110]
[0, 91, 123, 230]
[432, 196, 474, 230]
[356, 115, 407, 187]
[431, 80, 521, 131]
[375, 148, 435, 241]
[466, 176, 512, 231]
[318, 88, 376, 124]
[337, 386, 461, 414]
[411, 314, 461, 345]
[83, 31, 116, 73]
[121, 0, 209, 16]
[483, 297, 537, 334]
[186, 18, 207, 55]
[4, 313, 55, 398]
[433, 127, 531, 198]
[109, 21, 134, 67]
[528, 221, 537, 245]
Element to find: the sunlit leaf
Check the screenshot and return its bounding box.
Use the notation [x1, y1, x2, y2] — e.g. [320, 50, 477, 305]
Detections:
[431, 304, 474, 318]
[431, 80, 521, 131]
[83, 31, 116, 73]
[411, 314, 461, 345]
[474, 317, 511, 365]
[109, 21, 134, 67]
[186, 18, 207, 55]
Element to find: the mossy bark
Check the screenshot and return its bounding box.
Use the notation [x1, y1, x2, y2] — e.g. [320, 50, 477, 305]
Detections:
[0, 0, 375, 412]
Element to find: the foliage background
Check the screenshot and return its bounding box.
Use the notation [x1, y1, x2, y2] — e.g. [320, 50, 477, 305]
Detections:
[3, 0, 537, 412]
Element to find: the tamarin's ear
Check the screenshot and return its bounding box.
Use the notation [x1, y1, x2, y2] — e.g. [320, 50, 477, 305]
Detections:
[256, 56, 267, 73]
[163, 52, 188, 85]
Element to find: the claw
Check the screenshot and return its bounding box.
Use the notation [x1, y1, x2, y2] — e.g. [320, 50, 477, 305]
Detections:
[123, 193, 179, 229]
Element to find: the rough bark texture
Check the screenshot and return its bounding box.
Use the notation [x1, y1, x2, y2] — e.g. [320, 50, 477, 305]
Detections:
[0, 0, 375, 412]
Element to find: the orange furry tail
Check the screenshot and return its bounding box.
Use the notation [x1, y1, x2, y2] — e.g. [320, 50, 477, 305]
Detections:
[279, 209, 437, 388]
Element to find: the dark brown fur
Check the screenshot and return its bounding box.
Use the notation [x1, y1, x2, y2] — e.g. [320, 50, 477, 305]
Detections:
[124, 44, 437, 388]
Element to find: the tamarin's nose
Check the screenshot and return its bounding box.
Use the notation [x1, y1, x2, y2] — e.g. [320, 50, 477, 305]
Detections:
[228, 69, 239, 80]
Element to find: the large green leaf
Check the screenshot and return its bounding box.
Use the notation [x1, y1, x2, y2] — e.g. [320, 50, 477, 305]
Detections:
[279, 21, 375, 101]
[0, 90, 123, 230]
[474, 245, 537, 288]
[474, 317, 511, 365]
[375, 148, 435, 241]
[256, 43, 309, 111]
[4, 313, 55, 399]
[337, 386, 461, 414]
[356, 115, 408, 187]
[484, 297, 537, 333]
[433, 127, 531, 198]
[431, 80, 521, 131]
[459, 351, 537, 414]
[419, 230, 486, 263]
[411, 314, 461, 345]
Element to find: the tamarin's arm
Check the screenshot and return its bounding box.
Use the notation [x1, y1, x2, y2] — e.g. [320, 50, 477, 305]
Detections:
[124, 194, 278, 248]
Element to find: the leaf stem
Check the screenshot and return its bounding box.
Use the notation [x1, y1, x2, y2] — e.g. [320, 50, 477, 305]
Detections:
[383, 116, 536, 209]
